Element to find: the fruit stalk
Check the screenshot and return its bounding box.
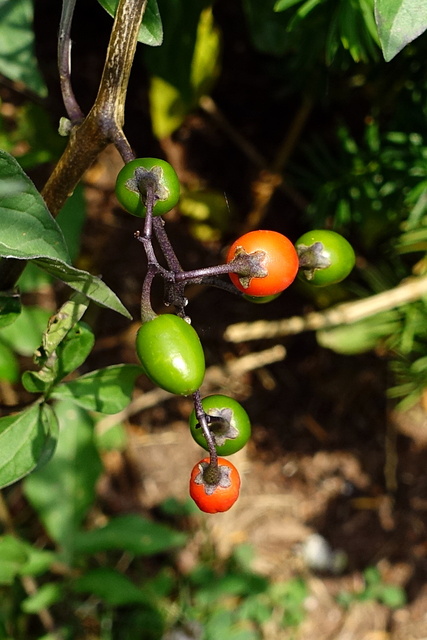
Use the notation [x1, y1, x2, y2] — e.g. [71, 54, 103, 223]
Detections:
[192, 391, 220, 483]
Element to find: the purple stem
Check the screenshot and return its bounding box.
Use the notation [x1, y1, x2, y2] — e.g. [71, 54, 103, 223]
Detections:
[153, 217, 184, 274]
[58, 0, 84, 123]
[192, 391, 218, 472]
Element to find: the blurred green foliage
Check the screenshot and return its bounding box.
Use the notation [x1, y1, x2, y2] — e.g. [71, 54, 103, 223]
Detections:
[337, 566, 406, 608]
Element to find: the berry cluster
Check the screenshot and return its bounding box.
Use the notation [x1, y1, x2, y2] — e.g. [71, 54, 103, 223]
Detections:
[115, 157, 356, 514]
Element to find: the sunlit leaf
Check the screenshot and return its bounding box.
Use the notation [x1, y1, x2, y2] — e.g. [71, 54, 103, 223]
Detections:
[147, 4, 219, 138]
[274, 0, 305, 11]
[31, 259, 132, 319]
[317, 312, 401, 355]
[375, 0, 427, 61]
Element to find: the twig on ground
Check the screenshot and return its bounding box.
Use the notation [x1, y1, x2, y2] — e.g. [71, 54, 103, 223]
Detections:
[96, 344, 286, 434]
[224, 275, 427, 343]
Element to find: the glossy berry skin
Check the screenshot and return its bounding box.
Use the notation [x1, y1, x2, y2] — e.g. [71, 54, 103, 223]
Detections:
[226, 230, 299, 296]
[296, 230, 356, 287]
[189, 395, 251, 455]
[135, 314, 205, 396]
[115, 158, 180, 217]
[189, 457, 241, 513]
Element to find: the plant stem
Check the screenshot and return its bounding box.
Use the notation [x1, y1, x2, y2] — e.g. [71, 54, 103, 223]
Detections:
[153, 218, 183, 273]
[175, 251, 266, 283]
[193, 391, 219, 476]
[140, 264, 157, 323]
[0, 0, 147, 292]
[58, 0, 84, 123]
[43, 0, 148, 216]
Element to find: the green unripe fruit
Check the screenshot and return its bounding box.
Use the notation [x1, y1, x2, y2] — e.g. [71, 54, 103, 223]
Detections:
[136, 314, 205, 395]
[115, 158, 180, 217]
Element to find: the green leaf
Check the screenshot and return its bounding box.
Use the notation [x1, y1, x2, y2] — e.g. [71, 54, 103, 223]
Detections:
[51, 364, 142, 414]
[36, 294, 92, 364]
[73, 568, 148, 606]
[73, 514, 187, 556]
[21, 583, 64, 614]
[144, 0, 210, 99]
[316, 312, 401, 355]
[0, 305, 51, 356]
[148, 6, 220, 138]
[97, 0, 163, 46]
[374, 0, 427, 61]
[31, 258, 131, 319]
[22, 321, 95, 395]
[23, 400, 102, 557]
[21, 299, 94, 395]
[56, 183, 87, 263]
[190, 8, 221, 99]
[0, 535, 56, 583]
[0, 290, 21, 329]
[19, 546, 57, 578]
[0, 403, 58, 489]
[0, 0, 47, 96]
[0, 341, 19, 383]
[378, 585, 407, 608]
[0, 536, 29, 585]
[0, 152, 130, 318]
[148, 77, 188, 139]
[0, 151, 70, 264]
[274, 0, 304, 11]
[51, 321, 95, 377]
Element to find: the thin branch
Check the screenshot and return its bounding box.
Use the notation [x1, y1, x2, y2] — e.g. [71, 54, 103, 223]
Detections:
[192, 390, 218, 471]
[58, 0, 84, 123]
[224, 275, 427, 343]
